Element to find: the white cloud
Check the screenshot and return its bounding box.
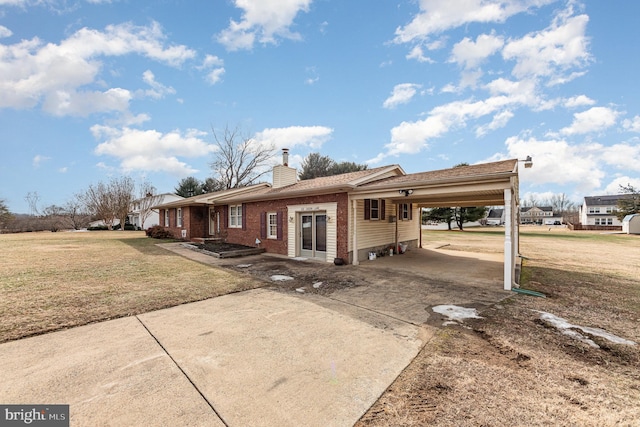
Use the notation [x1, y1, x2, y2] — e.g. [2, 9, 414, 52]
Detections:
[253, 126, 333, 150]
[42, 88, 132, 116]
[32, 154, 50, 168]
[476, 109, 514, 137]
[600, 143, 640, 172]
[502, 11, 591, 81]
[374, 82, 540, 162]
[490, 135, 606, 191]
[140, 70, 176, 99]
[217, 0, 312, 51]
[91, 125, 215, 175]
[622, 115, 640, 133]
[304, 66, 319, 85]
[563, 95, 595, 108]
[206, 68, 225, 85]
[198, 54, 225, 85]
[560, 106, 619, 135]
[394, 0, 556, 44]
[603, 176, 640, 195]
[449, 33, 504, 69]
[0, 21, 196, 115]
[0, 25, 12, 38]
[383, 83, 422, 109]
[406, 45, 434, 63]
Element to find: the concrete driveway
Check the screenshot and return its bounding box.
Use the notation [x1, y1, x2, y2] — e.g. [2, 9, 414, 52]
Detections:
[0, 244, 510, 426]
[0, 288, 425, 427]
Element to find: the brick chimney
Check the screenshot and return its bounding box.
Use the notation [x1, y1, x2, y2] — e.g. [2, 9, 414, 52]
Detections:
[272, 148, 297, 188]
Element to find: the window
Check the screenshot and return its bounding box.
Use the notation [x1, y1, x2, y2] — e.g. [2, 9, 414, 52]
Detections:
[164, 210, 169, 227]
[606, 207, 613, 213]
[589, 207, 600, 214]
[370, 199, 379, 220]
[177, 208, 182, 227]
[401, 203, 412, 220]
[607, 218, 613, 225]
[364, 199, 385, 220]
[229, 205, 242, 228]
[267, 212, 278, 239]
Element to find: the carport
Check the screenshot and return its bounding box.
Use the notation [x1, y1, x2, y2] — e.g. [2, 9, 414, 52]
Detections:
[351, 159, 522, 291]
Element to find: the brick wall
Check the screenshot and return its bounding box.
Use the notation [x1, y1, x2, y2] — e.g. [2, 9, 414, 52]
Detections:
[160, 206, 208, 240]
[217, 193, 350, 260]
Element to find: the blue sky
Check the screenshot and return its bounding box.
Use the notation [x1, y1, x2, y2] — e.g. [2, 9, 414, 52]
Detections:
[1, 0, 639, 214]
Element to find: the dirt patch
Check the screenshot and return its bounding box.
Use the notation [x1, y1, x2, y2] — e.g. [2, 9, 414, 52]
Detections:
[221, 257, 362, 295]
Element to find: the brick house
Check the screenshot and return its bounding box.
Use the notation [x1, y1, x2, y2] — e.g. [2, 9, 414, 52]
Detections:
[154, 151, 522, 289]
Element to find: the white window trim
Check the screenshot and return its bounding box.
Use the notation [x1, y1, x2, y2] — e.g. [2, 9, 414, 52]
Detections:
[164, 210, 169, 227]
[177, 208, 182, 227]
[370, 199, 380, 220]
[401, 203, 410, 220]
[267, 212, 278, 239]
[229, 205, 242, 228]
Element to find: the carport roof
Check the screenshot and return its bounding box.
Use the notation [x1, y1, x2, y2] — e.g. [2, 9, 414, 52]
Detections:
[357, 159, 517, 189]
[352, 159, 518, 207]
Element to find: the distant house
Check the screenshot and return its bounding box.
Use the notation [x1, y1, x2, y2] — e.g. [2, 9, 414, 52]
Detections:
[520, 206, 557, 225]
[128, 193, 183, 230]
[579, 195, 631, 229]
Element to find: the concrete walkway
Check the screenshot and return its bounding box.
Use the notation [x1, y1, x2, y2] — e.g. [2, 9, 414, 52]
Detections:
[0, 289, 426, 427]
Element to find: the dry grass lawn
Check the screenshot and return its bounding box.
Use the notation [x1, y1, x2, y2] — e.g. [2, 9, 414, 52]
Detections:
[357, 226, 640, 426]
[0, 231, 262, 343]
[2, 227, 639, 426]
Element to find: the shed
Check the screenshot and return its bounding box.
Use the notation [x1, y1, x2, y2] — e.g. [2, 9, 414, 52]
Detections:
[622, 214, 640, 234]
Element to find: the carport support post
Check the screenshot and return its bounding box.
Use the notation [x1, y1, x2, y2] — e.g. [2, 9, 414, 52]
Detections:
[503, 189, 514, 291]
[352, 199, 359, 265]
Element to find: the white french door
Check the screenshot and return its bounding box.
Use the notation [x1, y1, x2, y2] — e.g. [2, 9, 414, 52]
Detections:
[299, 212, 327, 260]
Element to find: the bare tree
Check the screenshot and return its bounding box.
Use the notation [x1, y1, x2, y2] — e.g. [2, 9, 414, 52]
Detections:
[0, 198, 14, 230]
[81, 177, 135, 230]
[113, 176, 135, 231]
[41, 204, 66, 232]
[64, 198, 91, 230]
[136, 181, 163, 230]
[547, 193, 576, 221]
[210, 125, 275, 189]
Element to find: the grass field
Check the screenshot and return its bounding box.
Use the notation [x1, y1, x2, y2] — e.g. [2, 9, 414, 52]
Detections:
[2, 227, 639, 425]
[0, 231, 262, 343]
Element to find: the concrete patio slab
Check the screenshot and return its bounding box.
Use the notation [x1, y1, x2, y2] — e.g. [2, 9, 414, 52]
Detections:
[138, 288, 426, 427]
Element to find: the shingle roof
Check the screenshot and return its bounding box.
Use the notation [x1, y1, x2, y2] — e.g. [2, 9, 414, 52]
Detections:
[584, 194, 632, 206]
[221, 165, 402, 202]
[357, 159, 518, 189]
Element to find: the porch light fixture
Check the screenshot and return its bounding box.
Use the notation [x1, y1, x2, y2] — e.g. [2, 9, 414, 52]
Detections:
[289, 216, 294, 223]
[520, 156, 533, 168]
[399, 189, 414, 197]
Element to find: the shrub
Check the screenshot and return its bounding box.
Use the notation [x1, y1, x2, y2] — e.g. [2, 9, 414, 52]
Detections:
[146, 225, 174, 239]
